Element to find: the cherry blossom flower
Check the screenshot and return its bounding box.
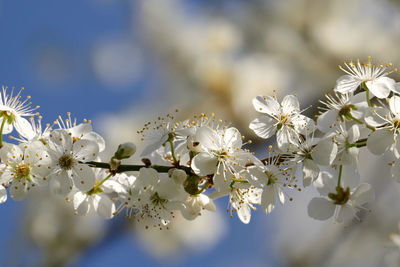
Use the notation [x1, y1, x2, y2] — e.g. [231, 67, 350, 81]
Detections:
[0, 141, 52, 201]
[0, 87, 37, 139]
[249, 95, 310, 149]
[335, 58, 397, 98]
[308, 169, 374, 223]
[365, 95, 400, 155]
[191, 126, 254, 193]
[47, 129, 99, 195]
[317, 91, 367, 133]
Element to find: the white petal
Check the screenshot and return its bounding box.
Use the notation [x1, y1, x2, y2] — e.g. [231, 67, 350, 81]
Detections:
[72, 164, 96, 192]
[76, 198, 90, 216]
[0, 118, 13, 134]
[195, 126, 221, 150]
[10, 181, 28, 201]
[138, 167, 159, 186]
[94, 195, 115, 219]
[261, 186, 276, 214]
[73, 139, 99, 161]
[0, 185, 7, 203]
[367, 129, 394, 155]
[314, 171, 336, 196]
[49, 130, 73, 154]
[276, 128, 293, 150]
[140, 136, 167, 156]
[389, 95, 400, 117]
[302, 159, 319, 187]
[317, 109, 339, 133]
[335, 205, 356, 223]
[83, 132, 106, 152]
[191, 152, 218, 176]
[312, 139, 338, 166]
[236, 204, 251, 224]
[307, 197, 335, 220]
[276, 185, 285, 205]
[334, 75, 361, 94]
[49, 171, 73, 195]
[72, 191, 87, 210]
[14, 116, 35, 139]
[281, 95, 300, 114]
[249, 116, 276, 139]
[223, 127, 242, 149]
[341, 164, 360, 189]
[245, 166, 267, 188]
[68, 123, 92, 137]
[367, 77, 395, 99]
[364, 107, 390, 127]
[252, 95, 280, 115]
[350, 183, 375, 207]
[347, 124, 360, 143]
[213, 164, 231, 193]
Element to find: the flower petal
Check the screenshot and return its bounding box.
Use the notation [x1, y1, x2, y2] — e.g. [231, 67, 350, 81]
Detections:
[364, 107, 390, 127]
[195, 126, 221, 151]
[191, 152, 218, 176]
[307, 197, 335, 220]
[73, 139, 99, 161]
[281, 95, 300, 114]
[367, 77, 395, 99]
[14, 116, 35, 139]
[49, 171, 73, 195]
[350, 183, 375, 207]
[0, 185, 7, 203]
[302, 159, 319, 187]
[334, 75, 361, 94]
[312, 139, 338, 166]
[314, 171, 336, 196]
[261, 185, 276, 214]
[317, 109, 339, 133]
[72, 164, 96, 192]
[367, 129, 394, 155]
[249, 116, 276, 139]
[94, 195, 115, 219]
[9, 181, 28, 201]
[335, 205, 356, 223]
[252, 95, 280, 115]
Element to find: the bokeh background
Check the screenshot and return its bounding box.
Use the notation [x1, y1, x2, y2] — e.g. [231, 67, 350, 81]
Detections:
[2, 0, 400, 266]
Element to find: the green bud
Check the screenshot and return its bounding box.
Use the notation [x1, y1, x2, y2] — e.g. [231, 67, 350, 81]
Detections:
[113, 142, 136, 160]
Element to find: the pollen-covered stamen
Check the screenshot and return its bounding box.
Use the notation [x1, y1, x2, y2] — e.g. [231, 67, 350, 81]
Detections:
[13, 163, 31, 181]
[58, 154, 75, 170]
[0, 86, 39, 116]
[338, 57, 394, 81]
[214, 148, 229, 161]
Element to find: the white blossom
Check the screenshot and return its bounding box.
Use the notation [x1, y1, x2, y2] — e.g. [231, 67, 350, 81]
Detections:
[335, 58, 397, 98]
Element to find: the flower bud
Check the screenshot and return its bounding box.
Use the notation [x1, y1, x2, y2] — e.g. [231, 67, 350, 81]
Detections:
[113, 142, 136, 160]
[172, 169, 187, 185]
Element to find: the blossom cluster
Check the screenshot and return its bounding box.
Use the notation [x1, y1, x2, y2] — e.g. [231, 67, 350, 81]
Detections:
[1, 57, 399, 228]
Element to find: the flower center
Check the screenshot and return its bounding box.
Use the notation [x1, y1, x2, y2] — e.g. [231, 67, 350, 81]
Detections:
[328, 186, 350, 205]
[215, 149, 229, 160]
[150, 192, 166, 206]
[1, 110, 15, 124]
[13, 163, 31, 181]
[265, 171, 276, 185]
[58, 154, 75, 170]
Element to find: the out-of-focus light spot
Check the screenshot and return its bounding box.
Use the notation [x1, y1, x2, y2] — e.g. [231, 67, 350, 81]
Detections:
[92, 39, 143, 90]
[32, 45, 72, 86]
